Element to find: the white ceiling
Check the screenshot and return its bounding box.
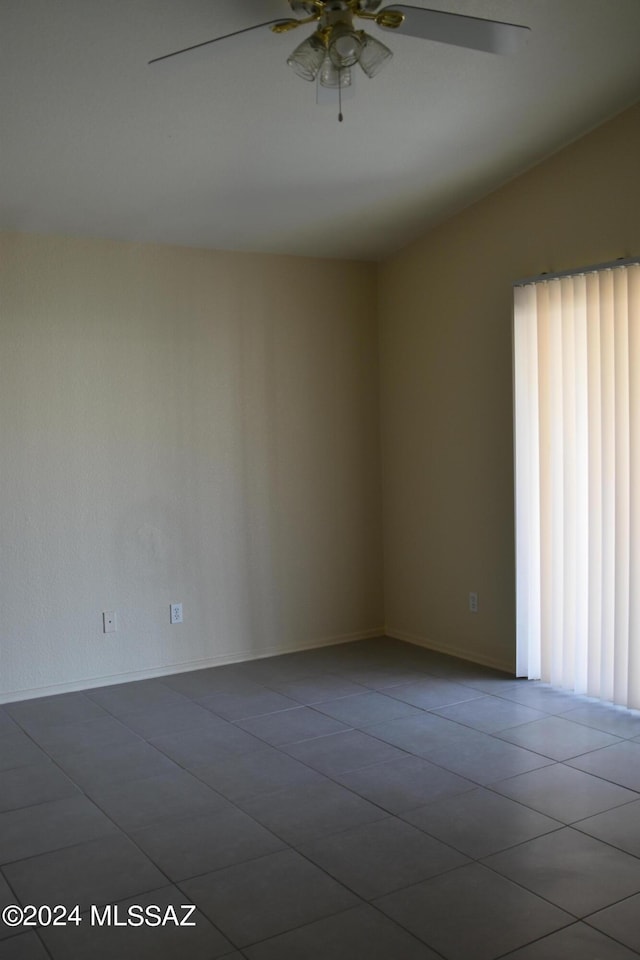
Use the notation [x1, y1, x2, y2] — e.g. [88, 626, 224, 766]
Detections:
[2, 0, 639, 261]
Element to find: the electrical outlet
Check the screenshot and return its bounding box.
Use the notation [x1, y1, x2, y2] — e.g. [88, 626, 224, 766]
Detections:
[103, 611, 117, 633]
[469, 592, 479, 613]
[170, 603, 183, 624]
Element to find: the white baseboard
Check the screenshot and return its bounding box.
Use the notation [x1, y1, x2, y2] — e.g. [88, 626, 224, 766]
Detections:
[385, 626, 514, 675]
[0, 627, 386, 704]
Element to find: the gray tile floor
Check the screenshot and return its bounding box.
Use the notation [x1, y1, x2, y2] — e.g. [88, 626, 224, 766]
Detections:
[2, 636, 640, 959]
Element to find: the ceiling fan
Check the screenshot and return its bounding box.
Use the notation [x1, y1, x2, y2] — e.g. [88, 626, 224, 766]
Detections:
[149, 1, 530, 116]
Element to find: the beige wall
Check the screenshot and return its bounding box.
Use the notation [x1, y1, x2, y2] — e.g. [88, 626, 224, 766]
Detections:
[2, 104, 638, 699]
[379, 103, 640, 672]
[0, 234, 383, 700]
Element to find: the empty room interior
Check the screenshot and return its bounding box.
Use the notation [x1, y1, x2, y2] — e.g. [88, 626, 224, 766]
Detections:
[2, 1, 640, 958]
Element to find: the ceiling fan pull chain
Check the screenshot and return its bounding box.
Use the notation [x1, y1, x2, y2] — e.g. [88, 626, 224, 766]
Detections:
[338, 67, 344, 122]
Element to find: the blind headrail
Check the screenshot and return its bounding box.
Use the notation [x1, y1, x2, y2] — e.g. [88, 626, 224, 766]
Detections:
[513, 256, 640, 288]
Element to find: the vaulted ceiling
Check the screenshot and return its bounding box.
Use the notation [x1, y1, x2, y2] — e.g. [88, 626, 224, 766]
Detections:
[2, 0, 639, 260]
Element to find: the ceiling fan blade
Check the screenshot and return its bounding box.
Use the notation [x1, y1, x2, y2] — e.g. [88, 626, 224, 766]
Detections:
[148, 19, 292, 67]
[377, 5, 530, 55]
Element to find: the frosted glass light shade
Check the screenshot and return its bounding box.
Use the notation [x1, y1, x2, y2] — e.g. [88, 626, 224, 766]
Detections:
[328, 26, 363, 68]
[358, 33, 393, 77]
[319, 57, 353, 88]
[287, 35, 326, 81]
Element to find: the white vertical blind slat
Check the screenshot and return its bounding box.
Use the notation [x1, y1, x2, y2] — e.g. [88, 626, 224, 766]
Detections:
[628, 265, 640, 708]
[536, 283, 553, 681]
[586, 272, 603, 698]
[573, 275, 590, 694]
[513, 285, 541, 677]
[561, 277, 578, 691]
[548, 280, 565, 687]
[600, 271, 616, 702]
[613, 269, 630, 705]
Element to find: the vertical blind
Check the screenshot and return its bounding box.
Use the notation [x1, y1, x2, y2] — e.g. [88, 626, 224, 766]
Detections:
[513, 261, 640, 709]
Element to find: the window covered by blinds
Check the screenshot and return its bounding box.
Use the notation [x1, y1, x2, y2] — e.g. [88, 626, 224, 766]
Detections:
[513, 261, 640, 709]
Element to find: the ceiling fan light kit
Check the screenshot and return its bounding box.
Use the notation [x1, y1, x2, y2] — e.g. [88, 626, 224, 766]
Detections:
[286, 4, 395, 89]
[283, 1, 398, 87]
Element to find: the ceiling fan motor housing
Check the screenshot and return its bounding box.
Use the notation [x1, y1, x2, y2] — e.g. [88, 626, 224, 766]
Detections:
[288, 1, 383, 16]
